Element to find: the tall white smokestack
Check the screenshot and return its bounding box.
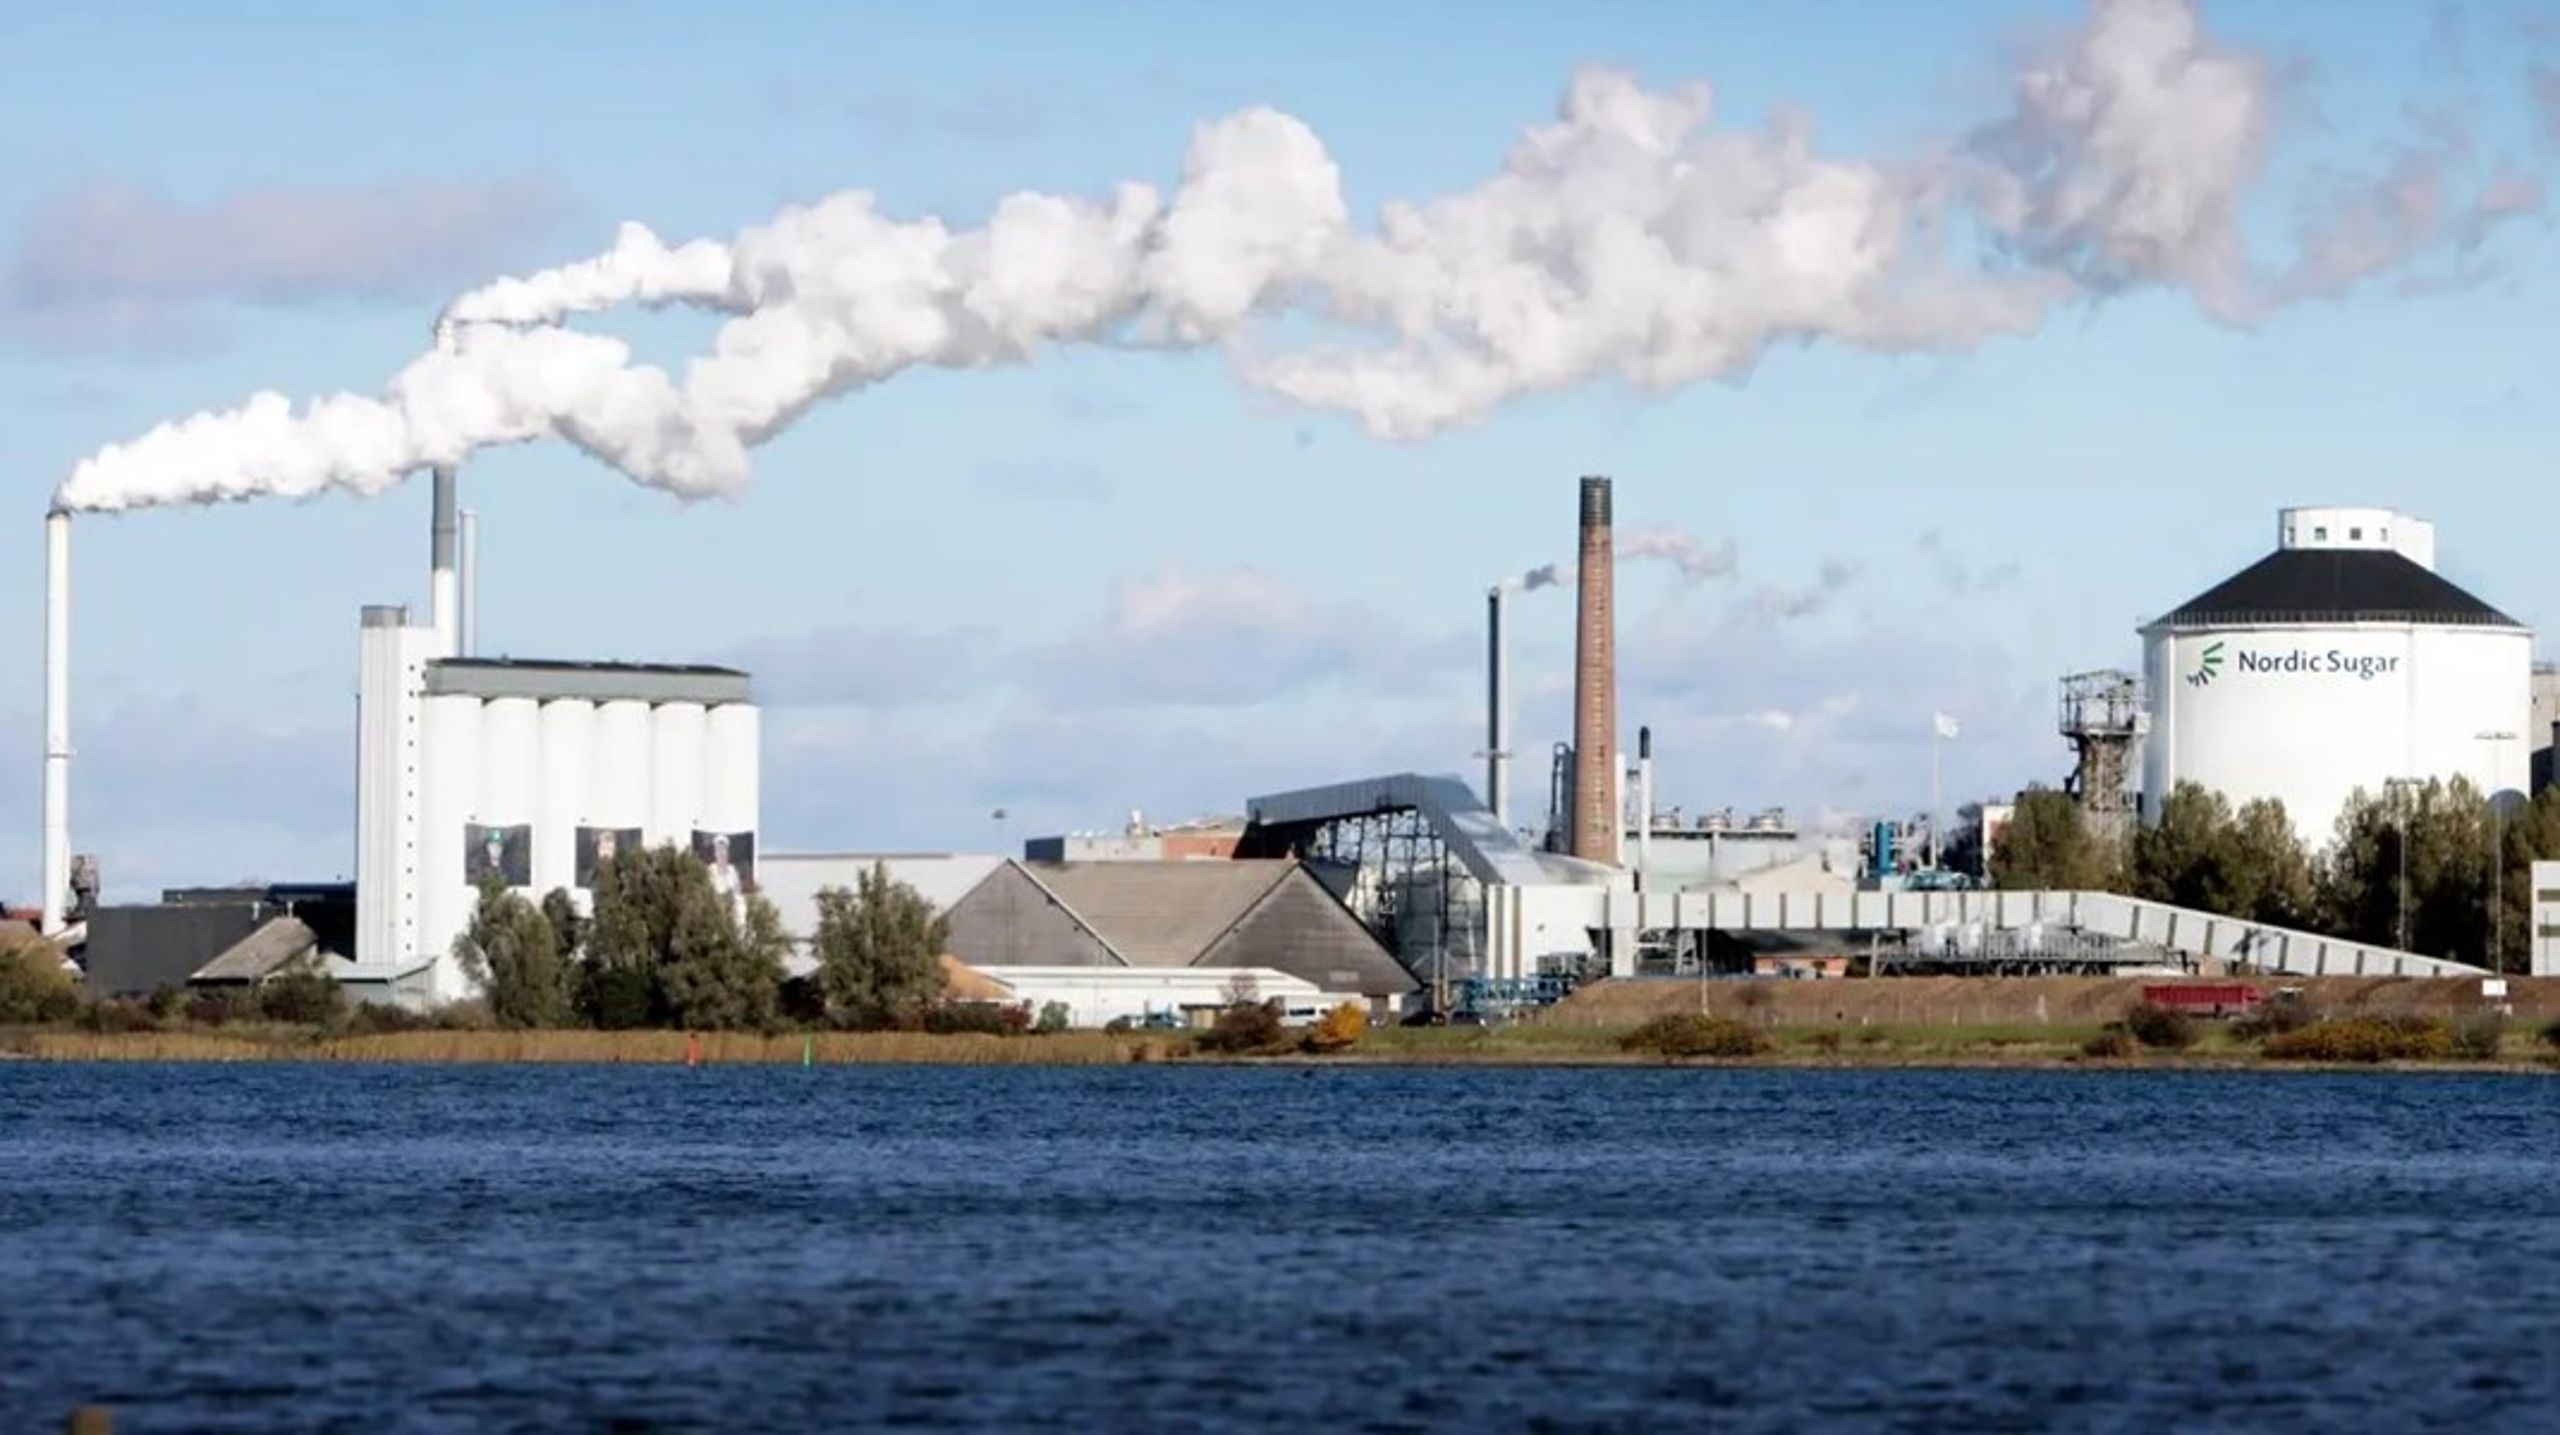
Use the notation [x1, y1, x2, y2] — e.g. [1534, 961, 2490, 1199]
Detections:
[1485, 584, 1510, 830]
[457, 507, 479, 658]
[41, 509, 70, 933]
[428, 320, 459, 659]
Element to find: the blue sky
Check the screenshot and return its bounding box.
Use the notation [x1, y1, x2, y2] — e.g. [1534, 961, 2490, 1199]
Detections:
[2, 0, 2556, 898]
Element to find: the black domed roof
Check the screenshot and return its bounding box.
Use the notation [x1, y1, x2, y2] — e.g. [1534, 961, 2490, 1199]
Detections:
[2152, 548, 2518, 629]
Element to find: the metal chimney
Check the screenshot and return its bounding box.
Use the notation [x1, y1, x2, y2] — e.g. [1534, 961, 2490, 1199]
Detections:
[1484, 584, 1510, 830]
[427, 319, 460, 658]
[1569, 475, 1617, 863]
[39, 509, 70, 932]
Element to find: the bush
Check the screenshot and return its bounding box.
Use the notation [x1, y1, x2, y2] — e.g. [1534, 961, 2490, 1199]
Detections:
[1619, 1013, 1769, 1059]
[2081, 1029, 2138, 1059]
[2264, 1015, 2452, 1064]
[2123, 1003, 2198, 1051]
[343, 1002, 434, 1036]
[1103, 1015, 1135, 1034]
[2233, 998, 2316, 1042]
[1197, 999, 1287, 1054]
[0, 939, 79, 1025]
[75, 997, 160, 1034]
[1035, 1000, 1071, 1035]
[145, 985, 186, 1022]
[2449, 1012, 2505, 1062]
[2540, 1017, 2560, 1053]
[184, 989, 251, 1027]
[1303, 1002, 1367, 1053]
[256, 964, 348, 1028]
[924, 1001, 1021, 1036]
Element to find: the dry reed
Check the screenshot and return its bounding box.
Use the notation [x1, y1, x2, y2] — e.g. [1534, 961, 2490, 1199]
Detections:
[10, 1028, 1185, 1065]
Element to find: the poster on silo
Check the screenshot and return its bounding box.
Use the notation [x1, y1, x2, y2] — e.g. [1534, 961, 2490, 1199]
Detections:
[574, 826, 645, 888]
[691, 829, 756, 896]
[464, 823, 532, 888]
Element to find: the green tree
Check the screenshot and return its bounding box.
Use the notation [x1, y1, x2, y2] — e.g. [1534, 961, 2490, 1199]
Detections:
[0, 935, 79, 1024]
[540, 887, 588, 962]
[256, 951, 348, 1027]
[2320, 777, 2494, 961]
[582, 843, 782, 1030]
[2129, 783, 2314, 927]
[814, 862, 951, 1029]
[1990, 787, 2119, 891]
[455, 876, 574, 1028]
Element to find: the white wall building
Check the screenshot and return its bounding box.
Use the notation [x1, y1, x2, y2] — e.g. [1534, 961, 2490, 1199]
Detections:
[2141, 507, 2530, 850]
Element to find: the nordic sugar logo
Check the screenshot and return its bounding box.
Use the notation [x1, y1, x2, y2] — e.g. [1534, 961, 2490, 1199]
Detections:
[2186, 641, 2225, 688]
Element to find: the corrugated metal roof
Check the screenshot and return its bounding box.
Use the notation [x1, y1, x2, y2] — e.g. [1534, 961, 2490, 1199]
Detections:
[1019, 861, 1294, 968]
[758, 853, 1005, 942]
[190, 916, 317, 983]
[2152, 549, 2519, 629]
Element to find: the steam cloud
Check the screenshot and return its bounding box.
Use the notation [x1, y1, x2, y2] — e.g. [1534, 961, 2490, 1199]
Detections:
[1515, 523, 1737, 591]
[55, 0, 2543, 514]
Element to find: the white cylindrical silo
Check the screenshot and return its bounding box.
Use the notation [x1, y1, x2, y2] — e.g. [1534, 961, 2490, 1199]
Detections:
[418, 693, 484, 988]
[478, 696, 540, 892]
[702, 702, 760, 842]
[536, 698, 593, 897]
[592, 699, 651, 839]
[648, 701, 707, 852]
[2140, 506, 2531, 850]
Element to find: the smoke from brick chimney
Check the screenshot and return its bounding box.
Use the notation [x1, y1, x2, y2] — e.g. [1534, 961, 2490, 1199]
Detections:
[1571, 475, 1617, 863]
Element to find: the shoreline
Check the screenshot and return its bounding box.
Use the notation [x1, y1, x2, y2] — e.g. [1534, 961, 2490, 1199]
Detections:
[6, 1026, 2554, 1074]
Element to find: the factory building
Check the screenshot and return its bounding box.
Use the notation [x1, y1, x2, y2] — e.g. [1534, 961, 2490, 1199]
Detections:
[354, 613, 760, 1005]
[757, 852, 1416, 1021]
[2141, 507, 2530, 848]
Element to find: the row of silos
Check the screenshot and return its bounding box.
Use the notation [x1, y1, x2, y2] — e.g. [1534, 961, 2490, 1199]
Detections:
[412, 669, 758, 984]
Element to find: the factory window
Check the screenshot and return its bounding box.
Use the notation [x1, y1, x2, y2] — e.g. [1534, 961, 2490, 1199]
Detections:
[2313, 526, 2328, 540]
[2350, 527, 2363, 540]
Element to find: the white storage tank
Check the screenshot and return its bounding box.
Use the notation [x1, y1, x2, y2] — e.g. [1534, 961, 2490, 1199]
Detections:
[477, 696, 540, 892]
[2141, 506, 2531, 849]
[536, 698, 594, 897]
[590, 698, 653, 885]
[648, 700, 707, 851]
[702, 702, 761, 893]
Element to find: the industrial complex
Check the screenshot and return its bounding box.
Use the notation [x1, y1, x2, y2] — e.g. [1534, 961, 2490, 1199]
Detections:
[30, 465, 2560, 1023]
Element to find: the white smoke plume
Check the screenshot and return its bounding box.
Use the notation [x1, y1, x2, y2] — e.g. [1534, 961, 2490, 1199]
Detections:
[55, 0, 2543, 513]
[1511, 523, 1736, 591]
[1617, 525, 1739, 583]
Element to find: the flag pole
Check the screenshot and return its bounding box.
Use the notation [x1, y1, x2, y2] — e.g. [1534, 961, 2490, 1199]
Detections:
[1929, 724, 1941, 871]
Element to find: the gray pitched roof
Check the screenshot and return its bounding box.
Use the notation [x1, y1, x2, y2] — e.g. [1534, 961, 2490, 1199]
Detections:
[190, 916, 317, 983]
[1019, 861, 1296, 968]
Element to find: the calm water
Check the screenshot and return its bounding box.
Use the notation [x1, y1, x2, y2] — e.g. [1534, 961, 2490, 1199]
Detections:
[3, 1064, 2557, 1431]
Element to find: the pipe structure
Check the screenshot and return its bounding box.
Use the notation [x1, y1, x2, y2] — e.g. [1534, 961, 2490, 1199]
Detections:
[1636, 725, 1654, 891]
[1484, 584, 1510, 831]
[40, 509, 69, 933]
[1569, 476, 1617, 862]
[428, 319, 459, 658]
[457, 507, 479, 658]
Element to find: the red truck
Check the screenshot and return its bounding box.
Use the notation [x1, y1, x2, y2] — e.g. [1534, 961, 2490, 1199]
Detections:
[2140, 983, 2262, 1018]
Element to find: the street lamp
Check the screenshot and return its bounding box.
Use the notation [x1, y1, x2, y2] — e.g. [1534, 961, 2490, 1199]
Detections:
[2382, 776, 2423, 953]
[2477, 732, 2517, 973]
